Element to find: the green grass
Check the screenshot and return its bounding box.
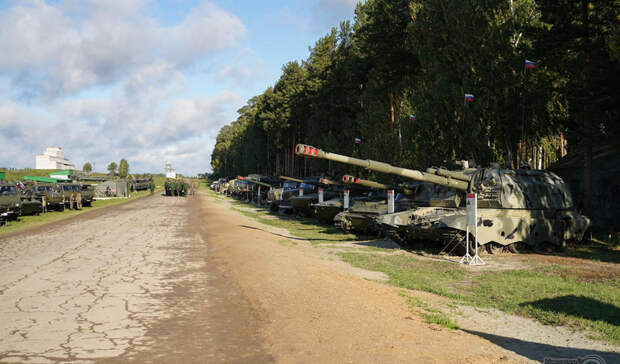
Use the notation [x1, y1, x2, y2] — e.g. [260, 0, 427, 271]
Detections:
[0, 190, 155, 235]
[339, 253, 620, 344]
[400, 292, 459, 329]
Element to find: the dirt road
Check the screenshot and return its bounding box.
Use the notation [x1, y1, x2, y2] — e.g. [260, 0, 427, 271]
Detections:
[1, 191, 613, 363]
[202, 193, 532, 364]
[0, 194, 270, 363]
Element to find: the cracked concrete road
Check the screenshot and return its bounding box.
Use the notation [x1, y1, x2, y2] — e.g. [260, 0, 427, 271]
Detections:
[0, 194, 271, 364]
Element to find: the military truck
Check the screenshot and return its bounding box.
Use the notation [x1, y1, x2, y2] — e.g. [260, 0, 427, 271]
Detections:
[295, 144, 591, 253]
[59, 183, 84, 210]
[0, 183, 21, 221]
[24, 182, 65, 211]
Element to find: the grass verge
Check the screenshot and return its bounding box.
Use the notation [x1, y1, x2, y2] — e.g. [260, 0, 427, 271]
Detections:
[0, 189, 157, 235]
[339, 252, 620, 344]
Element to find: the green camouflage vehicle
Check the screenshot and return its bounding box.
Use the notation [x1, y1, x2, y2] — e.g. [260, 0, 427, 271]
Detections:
[290, 177, 342, 217]
[80, 183, 95, 206]
[296, 144, 591, 254]
[59, 183, 85, 210]
[0, 183, 21, 221]
[310, 177, 370, 224]
[23, 182, 65, 211]
[330, 176, 418, 234]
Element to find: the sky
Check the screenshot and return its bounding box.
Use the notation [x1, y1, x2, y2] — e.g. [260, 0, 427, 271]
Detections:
[0, 0, 359, 176]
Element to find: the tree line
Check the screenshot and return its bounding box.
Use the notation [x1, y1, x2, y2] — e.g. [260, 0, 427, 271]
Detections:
[211, 0, 618, 210]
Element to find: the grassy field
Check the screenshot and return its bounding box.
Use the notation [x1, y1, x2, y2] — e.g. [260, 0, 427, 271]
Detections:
[0, 189, 156, 235]
[212, 190, 620, 344]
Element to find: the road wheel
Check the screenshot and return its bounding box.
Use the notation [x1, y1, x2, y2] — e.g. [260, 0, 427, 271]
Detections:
[485, 242, 505, 255]
[507, 242, 528, 254]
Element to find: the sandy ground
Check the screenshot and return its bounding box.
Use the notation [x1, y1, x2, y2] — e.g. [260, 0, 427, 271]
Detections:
[1, 191, 617, 363]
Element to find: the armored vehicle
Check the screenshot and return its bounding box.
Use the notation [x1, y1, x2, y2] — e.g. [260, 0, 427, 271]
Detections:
[295, 144, 591, 253]
[311, 177, 373, 224]
[80, 183, 95, 206]
[289, 177, 337, 216]
[0, 183, 21, 221]
[267, 177, 301, 212]
[130, 178, 152, 192]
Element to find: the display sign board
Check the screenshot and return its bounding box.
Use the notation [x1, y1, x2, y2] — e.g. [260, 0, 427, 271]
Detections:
[466, 193, 477, 225]
[343, 190, 350, 210]
[318, 187, 324, 203]
[387, 190, 395, 214]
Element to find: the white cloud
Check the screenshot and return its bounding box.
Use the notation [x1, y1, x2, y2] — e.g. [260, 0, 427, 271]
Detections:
[0, 0, 245, 100]
[0, 0, 249, 175]
[215, 49, 269, 87]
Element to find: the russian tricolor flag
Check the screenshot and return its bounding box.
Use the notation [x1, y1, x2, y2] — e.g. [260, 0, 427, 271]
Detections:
[354, 138, 361, 144]
[464, 93, 475, 102]
[409, 115, 416, 121]
[525, 60, 537, 69]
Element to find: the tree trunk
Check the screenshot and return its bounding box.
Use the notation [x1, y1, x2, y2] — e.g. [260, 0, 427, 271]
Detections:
[582, 0, 592, 219]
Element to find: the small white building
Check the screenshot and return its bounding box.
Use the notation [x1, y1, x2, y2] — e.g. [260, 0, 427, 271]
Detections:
[35, 147, 76, 170]
[165, 161, 176, 179]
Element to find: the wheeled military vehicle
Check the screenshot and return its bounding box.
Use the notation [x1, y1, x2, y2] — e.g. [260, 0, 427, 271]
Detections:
[60, 183, 85, 210]
[0, 183, 21, 221]
[295, 144, 591, 253]
[23, 182, 65, 211]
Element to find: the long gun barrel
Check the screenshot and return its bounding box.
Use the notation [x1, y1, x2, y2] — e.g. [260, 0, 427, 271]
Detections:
[342, 175, 391, 190]
[425, 168, 472, 182]
[279, 176, 304, 183]
[295, 144, 469, 192]
[319, 177, 341, 186]
[245, 178, 273, 188]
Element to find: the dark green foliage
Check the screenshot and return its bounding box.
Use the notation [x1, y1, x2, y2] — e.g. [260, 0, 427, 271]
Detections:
[211, 0, 619, 181]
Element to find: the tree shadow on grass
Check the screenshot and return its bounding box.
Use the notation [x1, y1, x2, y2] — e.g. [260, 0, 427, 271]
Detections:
[519, 295, 620, 328]
[463, 329, 619, 363]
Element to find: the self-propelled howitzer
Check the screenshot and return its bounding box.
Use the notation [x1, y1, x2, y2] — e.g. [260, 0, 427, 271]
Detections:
[295, 144, 591, 253]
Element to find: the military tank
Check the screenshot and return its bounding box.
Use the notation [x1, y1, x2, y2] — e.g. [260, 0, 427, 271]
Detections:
[295, 144, 591, 253]
[289, 177, 339, 216]
[333, 175, 420, 234]
[267, 176, 302, 212]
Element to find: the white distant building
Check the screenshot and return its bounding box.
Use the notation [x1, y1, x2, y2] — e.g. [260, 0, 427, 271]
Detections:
[35, 147, 76, 170]
[165, 161, 176, 178]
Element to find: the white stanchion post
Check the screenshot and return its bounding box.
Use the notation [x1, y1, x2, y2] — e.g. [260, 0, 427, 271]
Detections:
[299, 187, 303, 197]
[318, 187, 324, 204]
[343, 189, 350, 210]
[387, 190, 395, 214]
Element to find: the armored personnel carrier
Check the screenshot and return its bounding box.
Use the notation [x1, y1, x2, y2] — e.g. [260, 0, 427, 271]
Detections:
[295, 144, 591, 253]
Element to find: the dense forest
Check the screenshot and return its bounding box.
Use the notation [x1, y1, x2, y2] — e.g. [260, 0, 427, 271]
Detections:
[211, 0, 618, 185]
